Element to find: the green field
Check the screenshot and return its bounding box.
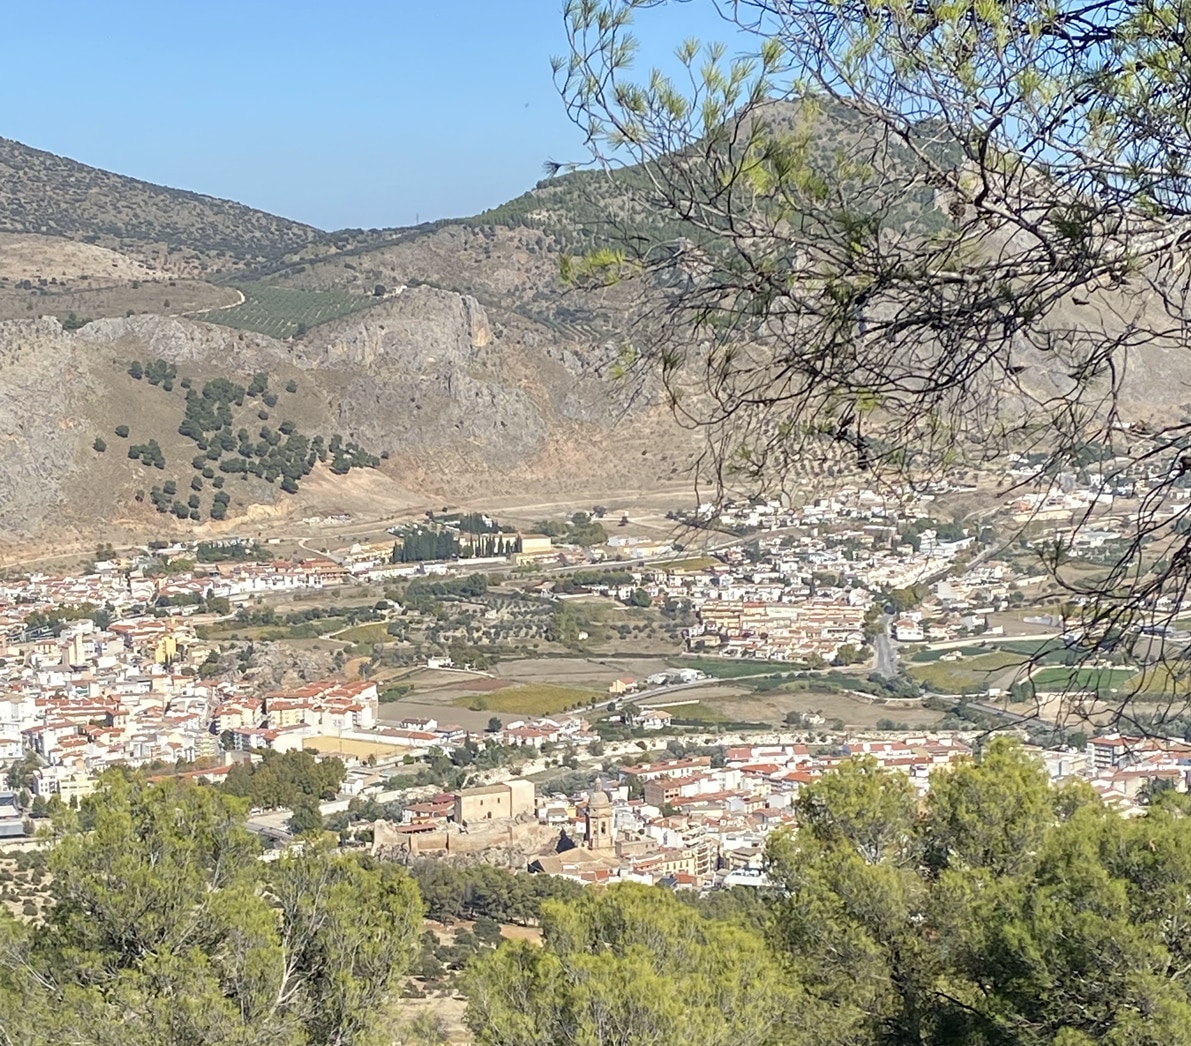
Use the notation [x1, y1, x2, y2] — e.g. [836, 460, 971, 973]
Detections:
[334, 622, 391, 644]
[197, 285, 375, 339]
[1030, 666, 1139, 693]
[908, 651, 1031, 691]
[198, 616, 352, 641]
[454, 684, 598, 716]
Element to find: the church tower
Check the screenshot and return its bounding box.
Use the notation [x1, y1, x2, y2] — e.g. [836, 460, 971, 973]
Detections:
[585, 786, 613, 851]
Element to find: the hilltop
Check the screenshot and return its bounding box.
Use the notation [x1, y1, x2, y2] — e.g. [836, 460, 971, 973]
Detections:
[0, 283, 693, 546]
[0, 132, 715, 546]
[0, 136, 329, 275]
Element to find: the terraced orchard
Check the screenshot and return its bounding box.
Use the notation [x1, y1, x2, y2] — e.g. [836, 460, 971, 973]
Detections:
[195, 284, 375, 339]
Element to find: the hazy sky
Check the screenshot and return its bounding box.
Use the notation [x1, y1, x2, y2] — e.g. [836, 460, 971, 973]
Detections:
[4, 0, 732, 230]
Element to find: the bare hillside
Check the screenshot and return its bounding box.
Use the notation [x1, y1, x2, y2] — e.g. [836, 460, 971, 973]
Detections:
[0, 285, 698, 544]
[1, 123, 1172, 551]
[0, 135, 703, 547]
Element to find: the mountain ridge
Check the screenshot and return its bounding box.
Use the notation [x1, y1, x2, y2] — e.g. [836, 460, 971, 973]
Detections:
[0, 125, 1170, 546]
[0, 136, 334, 277]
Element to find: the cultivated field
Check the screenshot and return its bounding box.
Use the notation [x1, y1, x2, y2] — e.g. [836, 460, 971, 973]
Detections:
[492, 655, 675, 688]
[652, 701, 730, 723]
[375, 655, 677, 731]
[988, 691, 1122, 730]
[908, 650, 1031, 692]
[334, 622, 391, 644]
[0, 279, 237, 324]
[1107, 662, 1191, 700]
[673, 656, 806, 679]
[454, 684, 598, 716]
[676, 687, 947, 730]
[1030, 666, 1137, 693]
[197, 284, 375, 338]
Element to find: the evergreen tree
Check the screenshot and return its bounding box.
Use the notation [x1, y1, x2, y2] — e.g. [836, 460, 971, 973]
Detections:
[0, 775, 421, 1045]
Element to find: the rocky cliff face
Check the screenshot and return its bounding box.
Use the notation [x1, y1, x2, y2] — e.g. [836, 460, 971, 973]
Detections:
[0, 281, 694, 542]
[76, 314, 295, 369]
[315, 287, 547, 467]
[0, 319, 89, 534]
[316, 285, 489, 370]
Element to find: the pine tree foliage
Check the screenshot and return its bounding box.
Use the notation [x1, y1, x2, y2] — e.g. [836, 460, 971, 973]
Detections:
[555, 0, 1191, 726]
[0, 776, 421, 1046]
[468, 740, 1191, 1045]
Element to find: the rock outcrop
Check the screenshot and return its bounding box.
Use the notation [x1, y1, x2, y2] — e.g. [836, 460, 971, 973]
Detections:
[0, 282, 696, 540]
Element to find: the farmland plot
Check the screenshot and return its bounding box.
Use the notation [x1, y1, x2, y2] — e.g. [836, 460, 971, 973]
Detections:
[196, 284, 374, 338]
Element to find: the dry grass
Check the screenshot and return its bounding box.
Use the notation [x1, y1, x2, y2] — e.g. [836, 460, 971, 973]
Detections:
[0, 855, 51, 921]
[685, 689, 945, 729]
[0, 279, 236, 324]
[335, 622, 391, 644]
[652, 702, 730, 722]
[650, 554, 719, 571]
[458, 677, 513, 692]
[0, 232, 155, 281]
[1121, 662, 1191, 698]
[302, 736, 410, 759]
[907, 650, 1031, 691]
[498, 924, 544, 943]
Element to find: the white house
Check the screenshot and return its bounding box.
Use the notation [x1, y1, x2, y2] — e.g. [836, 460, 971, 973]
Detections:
[639, 709, 673, 730]
[892, 619, 924, 642]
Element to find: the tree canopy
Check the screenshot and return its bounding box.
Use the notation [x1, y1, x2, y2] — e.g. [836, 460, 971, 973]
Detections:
[0, 775, 421, 1046]
[556, 0, 1191, 728]
[464, 883, 798, 1046]
[220, 749, 346, 810]
[3, 746, 1191, 1044]
[468, 740, 1191, 1045]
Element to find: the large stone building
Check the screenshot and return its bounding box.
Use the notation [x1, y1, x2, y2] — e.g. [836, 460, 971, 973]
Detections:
[453, 779, 534, 824]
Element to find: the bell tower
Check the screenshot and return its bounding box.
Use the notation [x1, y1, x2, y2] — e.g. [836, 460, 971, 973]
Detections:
[585, 786, 613, 851]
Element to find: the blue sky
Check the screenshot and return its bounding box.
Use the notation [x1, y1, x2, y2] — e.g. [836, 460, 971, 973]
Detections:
[3, 1, 733, 230]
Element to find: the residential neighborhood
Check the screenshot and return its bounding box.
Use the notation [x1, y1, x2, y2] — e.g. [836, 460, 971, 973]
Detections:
[0, 467, 1188, 896]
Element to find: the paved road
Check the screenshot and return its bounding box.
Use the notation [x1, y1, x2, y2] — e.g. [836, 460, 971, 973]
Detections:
[245, 809, 293, 842]
[930, 693, 1032, 725]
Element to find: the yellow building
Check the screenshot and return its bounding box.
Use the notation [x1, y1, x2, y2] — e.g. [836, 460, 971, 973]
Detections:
[453, 779, 535, 824]
[518, 534, 553, 557]
[32, 769, 96, 804]
[153, 634, 178, 665]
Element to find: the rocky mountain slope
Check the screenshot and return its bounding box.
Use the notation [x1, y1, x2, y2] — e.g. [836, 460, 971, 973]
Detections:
[0, 282, 693, 545]
[2, 126, 1171, 547]
[0, 134, 714, 544]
